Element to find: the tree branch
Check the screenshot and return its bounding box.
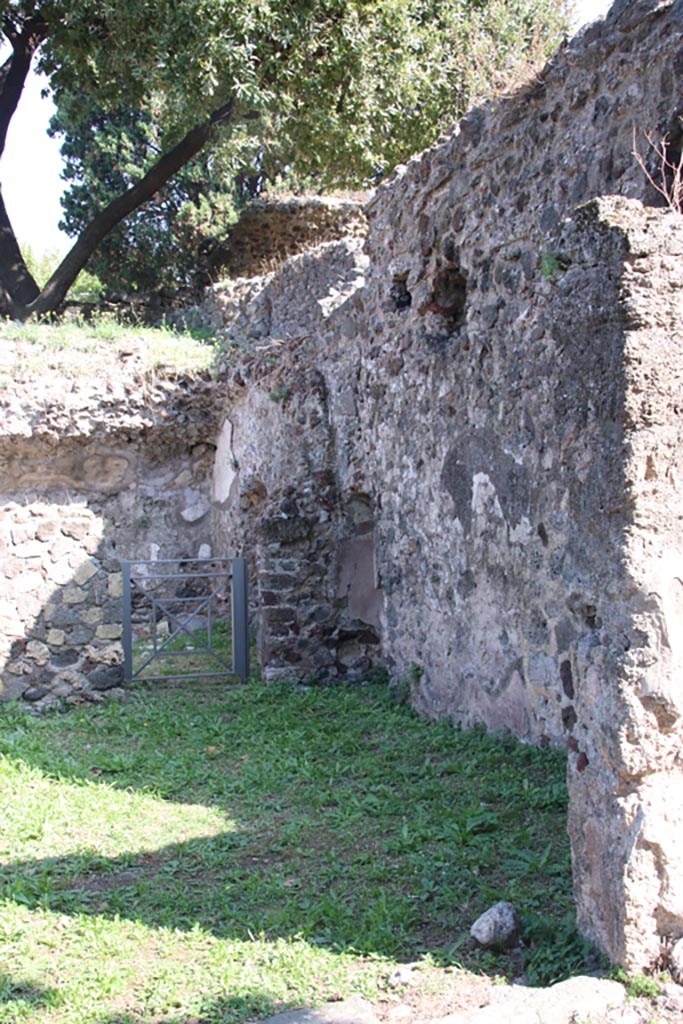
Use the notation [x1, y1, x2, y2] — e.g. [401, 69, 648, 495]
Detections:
[0, 12, 48, 158]
[0, 188, 40, 312]
[24, 97, 237, 317]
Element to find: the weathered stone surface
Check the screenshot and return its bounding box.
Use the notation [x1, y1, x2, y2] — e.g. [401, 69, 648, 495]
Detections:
[0, 353, 221, 708]
[1, 0, 682, 981]
[470, 903, 520, 950]
[427, 976, 626, 1024]
[256, 996, 378, 1024]
[198, 0, 683, 973]
[88, 665, 124, 691]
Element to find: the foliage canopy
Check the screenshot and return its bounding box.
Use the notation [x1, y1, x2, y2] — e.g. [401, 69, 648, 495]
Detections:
[0, 0, 570, 314]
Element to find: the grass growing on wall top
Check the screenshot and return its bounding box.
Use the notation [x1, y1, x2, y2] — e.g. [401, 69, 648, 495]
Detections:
[0, 316, 216, 384]
[0, 679, 588, 1024]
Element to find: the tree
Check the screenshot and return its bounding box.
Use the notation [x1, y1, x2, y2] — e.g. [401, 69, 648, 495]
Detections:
[55, 102, 244, 295]
[0, 0, 569, 319]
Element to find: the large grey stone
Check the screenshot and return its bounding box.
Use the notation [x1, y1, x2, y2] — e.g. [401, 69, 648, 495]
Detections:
[470, 903, 520, 950]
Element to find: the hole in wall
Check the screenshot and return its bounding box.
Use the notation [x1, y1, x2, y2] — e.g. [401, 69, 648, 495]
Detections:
[389, 274, 412, 311]
[345, 492, 375, 535]
[662, 113, 683, 207]
[419, 265, 468, 331]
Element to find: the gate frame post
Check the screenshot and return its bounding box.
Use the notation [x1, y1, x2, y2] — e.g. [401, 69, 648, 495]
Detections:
[122, 560, 133, 684]
[231, 557, 250, 682]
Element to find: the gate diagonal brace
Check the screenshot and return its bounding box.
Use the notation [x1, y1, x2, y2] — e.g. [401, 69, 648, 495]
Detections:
[122, 557, 249, 683]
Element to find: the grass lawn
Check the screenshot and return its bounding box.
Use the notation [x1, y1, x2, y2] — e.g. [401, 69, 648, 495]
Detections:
[0, 317, 216, 386]
[0, 677, 588, 1024]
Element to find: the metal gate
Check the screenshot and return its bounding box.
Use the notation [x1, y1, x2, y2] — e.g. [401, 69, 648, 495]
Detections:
[121, 557, 249, 684]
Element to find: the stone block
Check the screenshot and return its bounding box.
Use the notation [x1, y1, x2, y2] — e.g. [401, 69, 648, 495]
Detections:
[0, 559, 22, 579]
[61, 519, 91, 541]
[26, 640, 50, 666]
[96, 624, 123, 641]
[47, 628, 66, 646]
[45, 603, 76, 627]
[174, 468, 193, 487]
[49, 535, 73, 562]
[100, 601, 122, 625]
[64, 625, 96, 645]
[261, 516, 313, 544]
[23, 686, 50, 702]
[63, 586, 87, 605]
[15, 570, 45, 595]
[83, 533, 103, 555]
[108, 573, 123, 598]
[84, 641, 123, 666]
[181, 500, 210, 523]
[82, 606, 104, 625]
[88, 665, 124, 691]
[50, 649, 80, 668]
[52, 668, 89, 691]
[72, 560, 99, 586]
[6, 659, 32, 676]
[35, 519, 59, 541]
[263, 607, 297, 624]
[11, 521, 37, 544]
[50, 682, 74, 698]
[13, 540, 44, 559]
[0, 675, 30, 701]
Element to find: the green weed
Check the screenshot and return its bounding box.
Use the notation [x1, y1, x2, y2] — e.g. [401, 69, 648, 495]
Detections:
[0, 679, 585, 1023]
[539, 252, 571, 279]
[612, 969, 660, 998]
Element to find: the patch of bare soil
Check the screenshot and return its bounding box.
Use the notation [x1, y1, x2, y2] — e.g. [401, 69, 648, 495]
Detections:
[367, 966, 683, 1024]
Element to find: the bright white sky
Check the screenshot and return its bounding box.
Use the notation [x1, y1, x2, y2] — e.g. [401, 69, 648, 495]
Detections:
[0, 0, 613, 258]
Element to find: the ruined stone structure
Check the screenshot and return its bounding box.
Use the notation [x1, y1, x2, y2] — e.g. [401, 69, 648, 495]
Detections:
[1, 0, 682, 975]
[0, 351, 222, 704]
[204, 0, 683, 971]
[213, 194, 368, 279]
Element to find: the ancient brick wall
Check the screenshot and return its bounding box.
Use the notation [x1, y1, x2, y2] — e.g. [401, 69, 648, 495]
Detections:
[1, 0, 682, 972]
[215, 195, 368, 278]
[210, 238, 381, 680]
[0, 361, 222, 709]
[204, 0, 683, 969]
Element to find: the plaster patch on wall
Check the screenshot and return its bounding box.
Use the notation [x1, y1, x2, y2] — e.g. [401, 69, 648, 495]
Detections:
[213, 418, 239, 506]
[337, 534, 384, 631]
[441, 435, 530, 532]
[471, 471, 504, 523]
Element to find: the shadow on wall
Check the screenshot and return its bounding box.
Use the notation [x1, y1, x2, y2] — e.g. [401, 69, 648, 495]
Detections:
[0, 459, 221, 709]
[0, 411, 224, 707]
[0, 501, 126, 709]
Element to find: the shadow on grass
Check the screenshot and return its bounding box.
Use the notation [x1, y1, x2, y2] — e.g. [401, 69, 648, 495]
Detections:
[1, 829, 461, 959]
[0, 973, 62, 1011]
[96, 992, 283, 1024]
[0, 681, 576, 975]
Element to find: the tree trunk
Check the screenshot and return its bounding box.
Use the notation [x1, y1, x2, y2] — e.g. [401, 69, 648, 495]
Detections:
[12, 97, 236, 320]
[0, 14, 49, 314]
[0, 190, 40, 313]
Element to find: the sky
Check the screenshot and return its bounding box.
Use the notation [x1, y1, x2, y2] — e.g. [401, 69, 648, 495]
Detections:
[0, 0, 613, 259]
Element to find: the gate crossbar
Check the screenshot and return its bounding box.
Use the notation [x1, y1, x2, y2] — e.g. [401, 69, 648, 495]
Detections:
[121, 557, 249, 683]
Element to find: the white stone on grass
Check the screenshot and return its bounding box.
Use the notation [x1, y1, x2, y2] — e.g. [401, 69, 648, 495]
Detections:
[470, 902, 520, 949]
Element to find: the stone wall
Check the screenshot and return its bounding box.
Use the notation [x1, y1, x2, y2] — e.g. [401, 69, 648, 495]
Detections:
[561, 200, 683, 971]
[210, 238, 382, 680]
[1, 0, 682, 974]
[0, 500, 124, 704]
[200, 0, 683, 970]
[213, 195, 368, 279]
[0, 355, 223, 709]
